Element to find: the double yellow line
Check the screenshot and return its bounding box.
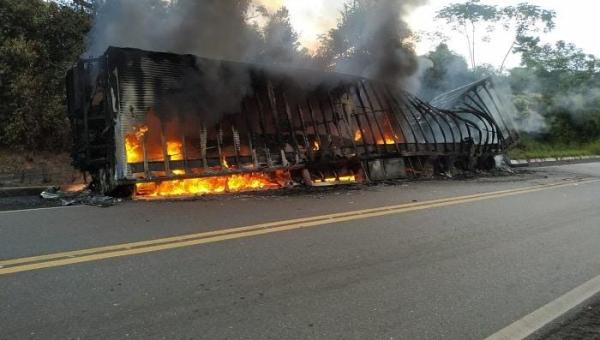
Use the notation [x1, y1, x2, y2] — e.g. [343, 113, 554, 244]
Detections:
[1, 178, 596, 276]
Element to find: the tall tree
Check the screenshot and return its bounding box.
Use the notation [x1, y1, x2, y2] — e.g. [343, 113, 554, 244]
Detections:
[436, 1, 555, 70]
[436, 0, 498, 69]
[497, 3, 555, 72]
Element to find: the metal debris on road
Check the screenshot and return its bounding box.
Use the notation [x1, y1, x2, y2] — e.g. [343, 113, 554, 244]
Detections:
[40, 186, 120, 207]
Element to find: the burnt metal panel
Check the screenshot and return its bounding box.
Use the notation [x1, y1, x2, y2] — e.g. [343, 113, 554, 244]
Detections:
[430, 77, 519, 148]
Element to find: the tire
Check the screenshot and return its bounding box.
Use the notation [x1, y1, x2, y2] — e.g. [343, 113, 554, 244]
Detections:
[91, 167, 115, 195]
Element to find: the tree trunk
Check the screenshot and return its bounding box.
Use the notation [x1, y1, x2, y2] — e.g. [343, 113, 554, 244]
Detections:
[499, 40, 517, 73]
[471, 22, 476, 68]
[464, 24, 474, 69]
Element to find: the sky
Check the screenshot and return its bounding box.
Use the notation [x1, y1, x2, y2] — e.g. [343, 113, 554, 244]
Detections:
[259, 0, 600, 69]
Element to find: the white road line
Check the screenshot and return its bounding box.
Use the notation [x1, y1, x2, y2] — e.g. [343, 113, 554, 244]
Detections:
[485, 274, 600, 340]
[0, 205, 84, 214]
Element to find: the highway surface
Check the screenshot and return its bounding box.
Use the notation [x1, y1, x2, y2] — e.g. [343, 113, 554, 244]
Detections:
[1, 163, 600, 339]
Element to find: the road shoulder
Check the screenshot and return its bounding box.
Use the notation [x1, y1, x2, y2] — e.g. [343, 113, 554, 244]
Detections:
[535, 294, 600, 340]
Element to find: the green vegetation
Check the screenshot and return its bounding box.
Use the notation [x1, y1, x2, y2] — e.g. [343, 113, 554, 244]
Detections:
[509, 39, 600, 145]
[0, 0, 90, 151]
[508, 137, 600, 160]
[430, 1, 600, 156]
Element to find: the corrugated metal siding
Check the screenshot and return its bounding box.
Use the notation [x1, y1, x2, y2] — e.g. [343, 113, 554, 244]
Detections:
[110, 50, 192, 179]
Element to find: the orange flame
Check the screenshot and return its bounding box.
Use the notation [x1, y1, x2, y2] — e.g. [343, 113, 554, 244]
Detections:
[125, 125, 288, 197]
[312, 140, 320, 151]
[317, 175, 356, 183]
[166, 141, 183, 161]
[222, 157, 230, 169]
[125, 126, 148, 163]
[377, 136, 397, 145]
[353, 129, 397, 145]
[354, 129, 363, 142]
[135, 173, 283, 197]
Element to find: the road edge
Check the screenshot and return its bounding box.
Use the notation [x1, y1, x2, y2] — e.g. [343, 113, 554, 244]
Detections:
[0, 186, 47, 198]
[529, 291, 600, 340]
[510, 155, 600, 168]
[485, 274, 600, 340]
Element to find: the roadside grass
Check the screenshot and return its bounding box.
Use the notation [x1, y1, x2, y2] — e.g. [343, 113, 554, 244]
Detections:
[508, 139, 600, 160]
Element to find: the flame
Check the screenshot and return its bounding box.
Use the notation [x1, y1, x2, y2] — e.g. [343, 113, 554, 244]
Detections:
[354, 129, 363, 142]
[377, 136, 397, 145]
[166, 141, 183, 161]
[124, 125, 289, 198]
[353, 129, 397, 145]
[135, 173, 283, 197]
[125, 126, 185, 163]
[316, 175, 356, 184]
[125, 126, 148, 163]
[312, 140, 320, 151]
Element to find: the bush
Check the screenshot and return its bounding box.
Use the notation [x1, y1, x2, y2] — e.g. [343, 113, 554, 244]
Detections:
[0, 0, 90, 151]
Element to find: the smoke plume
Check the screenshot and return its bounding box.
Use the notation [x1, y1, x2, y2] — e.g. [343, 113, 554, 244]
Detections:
[88, 0, 429, 118]
[554, 87, 600, 121]
[89, 0, 275, 120]
[88, 0, 262, 61]
[327, 0, 427, 90]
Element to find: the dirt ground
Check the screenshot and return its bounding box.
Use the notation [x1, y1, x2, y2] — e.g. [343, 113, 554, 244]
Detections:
[0, 149, 85, 187]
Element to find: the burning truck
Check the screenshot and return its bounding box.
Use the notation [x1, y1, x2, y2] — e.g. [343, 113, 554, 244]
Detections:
[66, 47, 517, 198]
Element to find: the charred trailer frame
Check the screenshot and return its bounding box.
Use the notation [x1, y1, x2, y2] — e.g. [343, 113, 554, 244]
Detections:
[66, 47, 517, 196]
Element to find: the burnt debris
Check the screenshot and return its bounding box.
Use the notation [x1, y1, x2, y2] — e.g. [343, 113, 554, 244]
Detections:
[66, 47, 517, 197]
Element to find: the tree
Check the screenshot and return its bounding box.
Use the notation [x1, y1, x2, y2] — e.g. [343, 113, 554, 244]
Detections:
[518, 39, 599, 74]
[436, 1, 555, 70]
[70, 0, 98, 13]
[436, 0, 498, 69]
[510, 39, 600, 143]
[514, 38, 599, 97]
[497, 3, 555, 72]
[0, 0, 91, 150]
[419, 43, 477, 100]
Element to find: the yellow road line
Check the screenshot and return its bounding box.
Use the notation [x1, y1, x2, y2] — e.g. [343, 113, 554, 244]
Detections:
[1, 178, 597, 276]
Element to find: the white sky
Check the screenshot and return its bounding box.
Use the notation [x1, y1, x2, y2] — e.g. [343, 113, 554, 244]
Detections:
[265, 0, 600, 69]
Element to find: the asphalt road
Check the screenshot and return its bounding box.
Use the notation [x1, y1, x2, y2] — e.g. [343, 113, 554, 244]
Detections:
[1, 163, 600, 339]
